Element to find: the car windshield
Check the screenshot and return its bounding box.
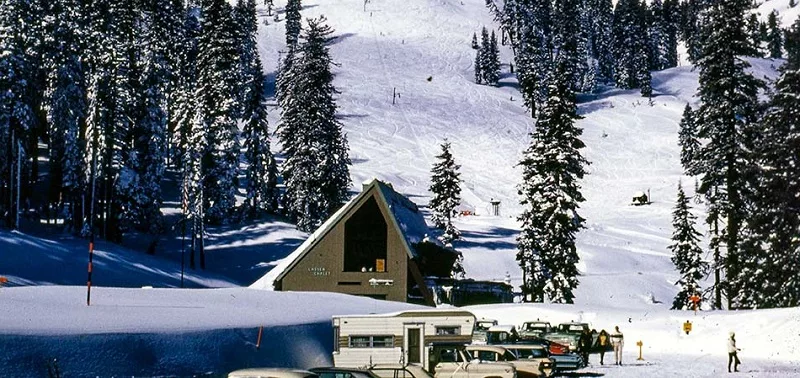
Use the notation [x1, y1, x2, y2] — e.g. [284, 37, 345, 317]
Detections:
[503, 351, 518, 361]
[568, 325, 584, 332]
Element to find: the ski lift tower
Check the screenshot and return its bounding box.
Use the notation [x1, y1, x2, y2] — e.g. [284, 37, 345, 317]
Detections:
[490, 198, 501, 216]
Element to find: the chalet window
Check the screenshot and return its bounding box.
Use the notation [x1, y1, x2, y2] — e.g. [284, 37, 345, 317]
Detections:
[344, 197, 388, 272]
[349, 335, 394, 348]
[435, 326, 460, 335]
[334, 326, 340, 352]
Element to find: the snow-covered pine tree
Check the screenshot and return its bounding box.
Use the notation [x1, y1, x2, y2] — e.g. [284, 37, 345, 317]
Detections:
[280, 17, 351, 232]
[479, 27, 491, 83]
[472, 32, 479, 49]
[171, 4, 201, 170]
[649, 0, 669, 70]
[678, 104, 700, 175]
[284, 0, 302, 52]
[747, 13, 764, 57]
[516, 57, 588, 304]
[474, 48, 483, 84]
[239, 0, 278, 218]
[612, 0, 649, 90]
[694, 0, 763, 310]
[662, 0, 680, 68]
[733, 64, 800, 309]
[586, 0, 614, 83]
[43, 0, 86, 229]
[195, 0, 241, 224]
[669, 182, 708, 310]
[507, 0, 552, 117]
[429, 140, 462, 239]
[485, 30, 501, 85]
[553, 0, 587, 92]
[787, 16, 800, 70]
[680, 0, 705, 64]
[767, 10, 783, 59]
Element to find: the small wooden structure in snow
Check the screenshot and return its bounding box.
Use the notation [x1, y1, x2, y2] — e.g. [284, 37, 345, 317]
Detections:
[632, 190, 650, 206]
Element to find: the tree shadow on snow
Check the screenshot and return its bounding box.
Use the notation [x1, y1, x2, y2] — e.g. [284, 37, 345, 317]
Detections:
[456, 227, 517, 251]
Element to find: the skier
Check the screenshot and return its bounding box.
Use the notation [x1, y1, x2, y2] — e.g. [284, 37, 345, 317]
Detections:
[728, 332, 741, 373]
[595, 329, 611, 365]
[610, 326, 624, 365]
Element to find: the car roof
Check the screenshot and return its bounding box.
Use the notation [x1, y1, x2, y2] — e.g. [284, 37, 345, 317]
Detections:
[501, 344, 548, 350]
[487, 325, 516, 333]
[310, 367, 380, 378]
[465, 345, 509, 353]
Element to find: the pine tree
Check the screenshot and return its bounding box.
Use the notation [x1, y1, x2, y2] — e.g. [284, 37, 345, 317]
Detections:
[516, 58, 588, 304]
[694, 0, 763, 309]
[553, 0, 587, 92]
[734, 66, 800, 308]
[787, 16, 800, 70]
[429, 140, 462, 239]
[662, 0, 680, 68]
[43, 0, 86, 228]
[669, 182, 708, 310]
[172, 3, 201, 170]
[195, 0, 242, 224]
[471, 32, 479, 49]
[474, 48, 483, 84]
[767, 10, 783, 59]
[649, 0, 669, 70]
[486, 30, 501, 85]
[680, 0, 705, 64]
[240, 0, 278, 217]
[586, 0, 614, 82]
[284, 0, 302, 52]
[511, 0, 552, 116]
[747, 13, 763, 57]
[613, 0, 650, 90]
[280, 17, 351, 232]
[678, 104, 700, 175]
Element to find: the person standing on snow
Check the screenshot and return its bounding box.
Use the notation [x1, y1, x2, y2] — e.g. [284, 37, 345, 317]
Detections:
[595, 329, 611, 365]
[610, 326, 624, 365]
[728, 332, 741, 373]
[578, 329, 592, 367]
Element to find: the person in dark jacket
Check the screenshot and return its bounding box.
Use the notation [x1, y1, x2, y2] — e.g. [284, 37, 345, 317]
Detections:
[594, 329, 611, 365]
[578, 329, 592, 367]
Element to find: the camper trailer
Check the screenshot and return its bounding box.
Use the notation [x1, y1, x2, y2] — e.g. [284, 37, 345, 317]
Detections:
[332, 310, 476, 368]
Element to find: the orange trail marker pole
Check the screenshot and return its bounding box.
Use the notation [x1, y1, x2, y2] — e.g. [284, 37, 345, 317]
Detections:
[256, 326, 263, 349]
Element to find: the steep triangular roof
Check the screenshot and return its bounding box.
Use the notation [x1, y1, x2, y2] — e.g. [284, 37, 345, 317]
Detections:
[250, 178, 437, 290]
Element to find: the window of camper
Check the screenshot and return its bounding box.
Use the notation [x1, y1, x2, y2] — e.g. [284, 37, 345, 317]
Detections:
[349, 335, 394, 348]
[333, 326, 340, 352]
[435, 326, 460, 335]
[344, 197, 388, 272]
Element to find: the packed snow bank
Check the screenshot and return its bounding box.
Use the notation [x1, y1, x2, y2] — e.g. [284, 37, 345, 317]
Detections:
[0, 287, 417, 376]
[0, 230, 237, 288]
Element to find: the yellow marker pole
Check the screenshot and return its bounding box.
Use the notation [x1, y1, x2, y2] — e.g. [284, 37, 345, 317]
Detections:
[636, 340, 644, 361]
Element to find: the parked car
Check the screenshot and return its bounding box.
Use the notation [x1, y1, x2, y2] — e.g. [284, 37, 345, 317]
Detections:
[465, 344, 554, 378]
[503, 345, 583, 372]
[426, 342, 517, 378]
[310, 367, 382, 378]
[473, 319, 499, 344]
[228, 368, 318, 378]
[518, 321, 552, 340]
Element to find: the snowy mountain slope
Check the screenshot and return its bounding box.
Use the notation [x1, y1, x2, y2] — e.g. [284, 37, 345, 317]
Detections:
[253, 0, 789, 310]
[757, 0, 800, 25]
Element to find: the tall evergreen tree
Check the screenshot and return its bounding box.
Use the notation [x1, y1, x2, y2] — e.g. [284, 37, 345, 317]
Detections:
[669, 182, 708, 310]
[239, 0, 278, 217]
[486, 30, 501, 85]
[586, 0, 614, 82]
[516, 58, 588, 304]
[678, 104, 700, 175]
[734, 66, 800, 308]
[284, 0, 302, 52]
[747, 13, 763, 57]
[786, 16, 800, 70]
[694, 0, 763, 309]
[612, 0, 650, 91]
[429, 140, 462, 242]
[767, 10, 783, 59]
[280, 17, 351, 232]
[510, 0, 553, 116]
[195, 0, 241, 224]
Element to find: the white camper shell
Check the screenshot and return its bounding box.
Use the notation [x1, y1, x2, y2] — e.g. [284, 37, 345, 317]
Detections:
[332, 310, 476, 368]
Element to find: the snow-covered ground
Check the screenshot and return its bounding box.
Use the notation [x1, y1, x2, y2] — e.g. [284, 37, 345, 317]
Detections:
[2, 0, 800, 376]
